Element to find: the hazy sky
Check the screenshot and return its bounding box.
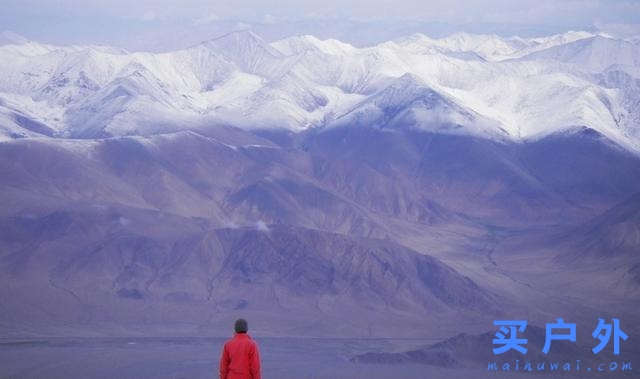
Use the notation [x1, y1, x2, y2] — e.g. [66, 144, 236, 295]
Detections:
[2, 0, 640, 51]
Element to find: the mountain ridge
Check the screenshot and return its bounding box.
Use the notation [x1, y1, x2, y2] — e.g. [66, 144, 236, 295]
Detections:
[1, 29, 639, 153]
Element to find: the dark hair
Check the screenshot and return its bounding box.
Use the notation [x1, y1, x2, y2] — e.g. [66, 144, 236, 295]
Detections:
[234, 318, 248, 333]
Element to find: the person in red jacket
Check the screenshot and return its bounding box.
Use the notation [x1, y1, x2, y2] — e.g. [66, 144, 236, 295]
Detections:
[219, 318, 261, 379]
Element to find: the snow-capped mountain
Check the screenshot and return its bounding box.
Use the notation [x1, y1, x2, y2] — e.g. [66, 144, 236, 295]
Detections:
[330, 73, 507, 140]
[1, 29, 640, 152]
[2, 30, 640, 341]
[519, 35, 640, 74]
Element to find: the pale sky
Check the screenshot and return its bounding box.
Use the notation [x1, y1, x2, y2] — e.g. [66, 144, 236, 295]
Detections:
[2, 0, 640, 51]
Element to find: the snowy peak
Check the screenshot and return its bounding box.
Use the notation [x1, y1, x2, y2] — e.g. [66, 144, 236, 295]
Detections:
[434, 32, 523, 59]
[198, 30, 286, 76]
[393, 30, 602, 61]
[201, 29, 274, 53]
[518, 35, 640, 74]
[528, 30, 595, 48]
[332, 73, 505, 139]
[271, 35, 356, 56]
[366, 73, 445, 108]
[332, 73, 455, 128]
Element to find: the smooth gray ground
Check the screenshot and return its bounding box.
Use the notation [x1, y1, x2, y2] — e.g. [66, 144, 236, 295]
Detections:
[0, 337, 572, 379]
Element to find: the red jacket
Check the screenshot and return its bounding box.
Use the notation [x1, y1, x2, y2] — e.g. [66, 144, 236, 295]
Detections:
[219, 333, 261, 379]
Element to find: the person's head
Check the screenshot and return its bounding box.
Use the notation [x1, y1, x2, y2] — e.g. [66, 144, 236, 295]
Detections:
[234, 318, 248, 334]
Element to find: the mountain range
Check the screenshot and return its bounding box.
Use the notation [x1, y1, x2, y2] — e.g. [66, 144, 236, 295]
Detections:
[0, 29, 639, 339]
[1, 29, 640, 150]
